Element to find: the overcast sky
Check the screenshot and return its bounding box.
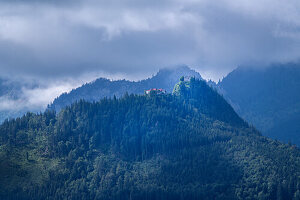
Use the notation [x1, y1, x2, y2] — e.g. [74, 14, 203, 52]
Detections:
[1, 0, 300, 112]
[1, 0, 300, 81]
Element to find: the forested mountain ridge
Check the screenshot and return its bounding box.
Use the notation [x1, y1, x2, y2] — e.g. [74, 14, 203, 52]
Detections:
[1, 78, 300, 199]
[0, 66, 200, 123]
[49, 65, 202, 112]
[218, 64, 300, 145]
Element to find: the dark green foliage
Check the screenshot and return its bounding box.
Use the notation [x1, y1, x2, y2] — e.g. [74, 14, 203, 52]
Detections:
[173, 78, 246, 127]
[1, 79, 300, 199]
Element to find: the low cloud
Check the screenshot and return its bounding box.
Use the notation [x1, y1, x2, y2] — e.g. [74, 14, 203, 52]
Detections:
[0, 69, 143, 114]
[0, 83, 74, 112]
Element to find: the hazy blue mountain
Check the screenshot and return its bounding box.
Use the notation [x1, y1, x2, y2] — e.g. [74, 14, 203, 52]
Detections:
[49, 66, 202, 111]
[2, 78, 300, 199]
[219, 63, 300, 145]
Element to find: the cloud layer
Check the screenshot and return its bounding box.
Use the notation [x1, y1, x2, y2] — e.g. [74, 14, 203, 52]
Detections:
[0, 0, 300, 115]
[1, 0, 300, 80]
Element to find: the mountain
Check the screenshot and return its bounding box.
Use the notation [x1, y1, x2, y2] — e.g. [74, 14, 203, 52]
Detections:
[49, 66, 202, 112]
[0, 66, 201, 124]
[2, 78, 300, 199]
[218, 63, 300, 145]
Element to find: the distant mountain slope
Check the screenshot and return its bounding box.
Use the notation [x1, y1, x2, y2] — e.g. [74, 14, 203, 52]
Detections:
[2, 78, 300, 199]
[49, 66, 202, 111]
[219, 63, 300, 145]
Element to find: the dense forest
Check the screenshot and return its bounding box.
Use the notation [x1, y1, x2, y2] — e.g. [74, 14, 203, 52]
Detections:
[1, 78, 300, 199]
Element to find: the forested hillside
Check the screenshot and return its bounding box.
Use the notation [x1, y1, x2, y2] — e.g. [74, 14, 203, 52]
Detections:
[49, 66, 201, 112]
[219, 64, 300, 145]
[1, 78, 300, 199]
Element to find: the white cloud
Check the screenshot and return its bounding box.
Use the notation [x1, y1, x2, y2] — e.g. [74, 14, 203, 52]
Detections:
[0, 0, 300, 114]
[0, 0, 300, 80]
[0, 68, 148, 113]
[0, 83, 74, 112]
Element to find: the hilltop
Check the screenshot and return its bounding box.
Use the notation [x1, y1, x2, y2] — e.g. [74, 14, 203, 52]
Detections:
[49, 66, 202, 112]
[1, 78, 300, 199]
